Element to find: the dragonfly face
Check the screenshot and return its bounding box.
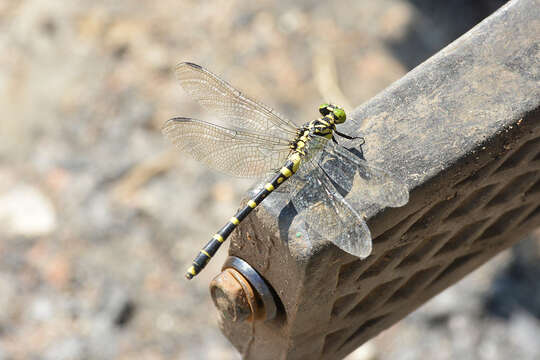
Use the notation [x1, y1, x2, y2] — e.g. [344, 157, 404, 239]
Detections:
[319, 103, 346, 124]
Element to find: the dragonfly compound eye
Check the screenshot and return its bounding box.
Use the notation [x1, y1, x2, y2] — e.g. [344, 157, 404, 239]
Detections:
[319, 103, 331, 116]
[333, 107, 346, 124]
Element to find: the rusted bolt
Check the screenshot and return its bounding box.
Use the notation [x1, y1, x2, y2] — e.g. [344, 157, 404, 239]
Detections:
[210, 268, 262, 322]
[210, 256, 278, 322]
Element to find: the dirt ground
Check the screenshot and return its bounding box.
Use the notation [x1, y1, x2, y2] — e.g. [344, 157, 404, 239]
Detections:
[1, 0, 538, 359]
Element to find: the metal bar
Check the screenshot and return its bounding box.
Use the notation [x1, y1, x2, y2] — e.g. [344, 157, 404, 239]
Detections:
[213, 0, 540, 358]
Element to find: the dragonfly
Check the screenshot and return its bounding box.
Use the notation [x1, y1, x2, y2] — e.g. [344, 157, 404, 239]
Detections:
[162, 62, 409, 280]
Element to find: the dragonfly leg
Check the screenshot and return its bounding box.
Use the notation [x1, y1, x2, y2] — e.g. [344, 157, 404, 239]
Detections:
[333, 129, 355, 139]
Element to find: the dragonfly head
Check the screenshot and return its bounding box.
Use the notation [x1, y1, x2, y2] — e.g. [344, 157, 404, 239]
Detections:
[319, 103, 346, 124]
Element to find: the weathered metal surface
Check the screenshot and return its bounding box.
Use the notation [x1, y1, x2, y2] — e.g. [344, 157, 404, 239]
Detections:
[218, 0, 540, 358]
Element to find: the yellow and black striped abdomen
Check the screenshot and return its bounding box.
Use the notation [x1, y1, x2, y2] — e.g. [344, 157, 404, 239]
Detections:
[186, 153, 302, 279]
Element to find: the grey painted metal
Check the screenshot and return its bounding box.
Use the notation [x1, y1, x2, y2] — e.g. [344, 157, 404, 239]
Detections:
[216, 0, 540, 359]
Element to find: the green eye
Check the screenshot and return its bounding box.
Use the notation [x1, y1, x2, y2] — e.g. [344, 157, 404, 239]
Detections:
[319, 103, 330, 116]
[319, 103, 329, 110]
[333, 108, 346, 123]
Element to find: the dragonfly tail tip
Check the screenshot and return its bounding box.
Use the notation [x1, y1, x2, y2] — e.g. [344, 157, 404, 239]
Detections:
[185, 265, 197, 280]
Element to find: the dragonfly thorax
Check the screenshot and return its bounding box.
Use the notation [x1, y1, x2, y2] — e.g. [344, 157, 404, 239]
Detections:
[290, 118, 335, 156]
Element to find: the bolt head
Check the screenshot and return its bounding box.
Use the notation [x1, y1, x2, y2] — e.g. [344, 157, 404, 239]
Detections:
[210, 268, 261, 322]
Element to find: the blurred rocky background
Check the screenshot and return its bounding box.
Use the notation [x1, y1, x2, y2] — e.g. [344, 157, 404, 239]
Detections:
[1, 0, 538, 359]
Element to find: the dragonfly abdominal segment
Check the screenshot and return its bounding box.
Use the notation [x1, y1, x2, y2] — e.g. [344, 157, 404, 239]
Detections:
[163, 62, 409, 281]
[187, 153, 301, 279]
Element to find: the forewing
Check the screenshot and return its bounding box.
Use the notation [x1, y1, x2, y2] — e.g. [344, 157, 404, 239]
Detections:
[162, 117, 291, 178]
[319, 140, 409, 210]
[289, 160, 372, 258]
[175, 62, 298, 138]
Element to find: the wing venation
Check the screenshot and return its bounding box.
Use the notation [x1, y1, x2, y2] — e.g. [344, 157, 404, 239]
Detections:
[162, 117, 291, 178]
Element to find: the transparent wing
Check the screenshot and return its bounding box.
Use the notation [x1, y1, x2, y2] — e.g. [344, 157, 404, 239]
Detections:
[282, 135, 408, 257]
[175, 62, 298, 139]
[288, 159, 372, 258]
[318, 139, 409, 210]
[162, 117, 291, 178]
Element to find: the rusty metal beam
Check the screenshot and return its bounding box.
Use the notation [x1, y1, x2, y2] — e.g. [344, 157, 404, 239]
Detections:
[212, 0, 540, 358]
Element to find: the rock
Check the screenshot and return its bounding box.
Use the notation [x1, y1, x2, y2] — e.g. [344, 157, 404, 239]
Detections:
[0, 185, 57, 237]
